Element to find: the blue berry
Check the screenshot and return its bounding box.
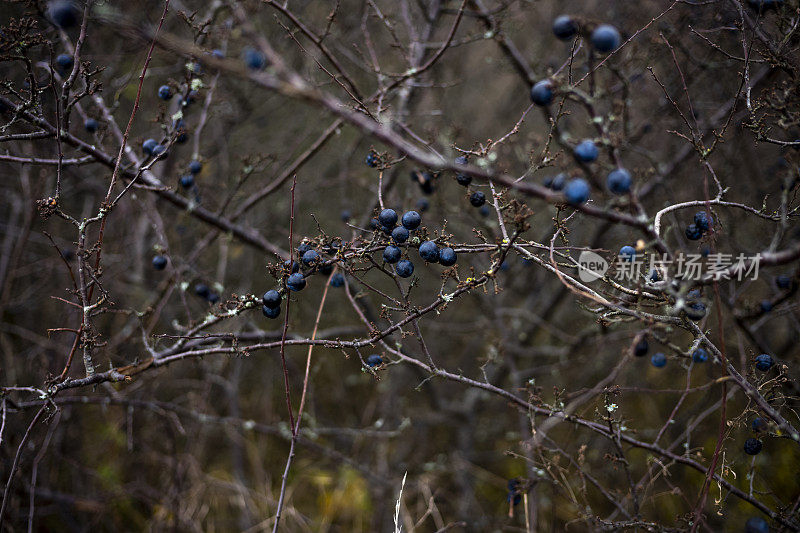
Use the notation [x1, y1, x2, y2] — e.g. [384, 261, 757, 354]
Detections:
[383, 245, 401, 264]
[755, 353, 773, 371]
[329, 273, 345, 287]
[365, 152, 379, 167]
[287, 272, 306, 291]
[189, 159, 202, 174]
[553, 15, 578, 40]
[396, 259, 414, 278]
[607, 168, 632, 194]
[173, 119, 188, 143]
[651, 352, 667, 368]
[776, 275, 791, 289]
[547, 173, 567, 191]
[158, 85, 173, 100]
[619, 245, 636, 261]
[262, 304, 280, 319]
[401, 211, 421, 230]
[48, 0, 79, 28]
[379, 208, 398, 228]
[319, 262, 333, 276]
[439, 247, 457, 266]
[470, 191, 486, 207]
[692, 348, 708, 363]
[685, 224, 702, 241]
[649, 269, 662, 282]
[152, 255, 167, 270]
[456, 173, 472, 187]
[744, 516, 769, 533]
[297, 243, 311, 255]
[564, 178, 590, 205]
[179, 175, 194, 189]
[752, 418, 768, 433]
[694, 211, 713, 232]
[56, 53, 73, 70]
[243, 47, 266, 70]
[340, 209, 352, 222]
[479, 205, 490, 217]
[84, 118, 98, 133]
[284, 260, 300, 273]
[262, 289, 281, 308]
[207, 293, 219, 304]
[760, 300, 773, 313]
[366, 354, 383, 367]
[142, 138, 158, 155]
[416, 198, 429, 212]
[574, 140, 599, 162]
[743, 437, 763, 455]
[634, 338, 648, 357]
[591, 24, 621, 53]
[530, 80, 553, 106]
[391, 226, 409, 244]
[419, 241, 440, 263]
[194, 283, 210, 299]
[302, 249, 320, 266]
[151, 144, 167, 157]
[687, 301, 706, 321]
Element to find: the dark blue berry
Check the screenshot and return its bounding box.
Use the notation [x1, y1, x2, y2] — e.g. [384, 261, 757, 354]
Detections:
[340, 209, 352, 222]
[189, 159, 202, 174]
[365, 152, 379, 167]
[152, 255, 167, 270]
[207, 293, 220, 304]
[651, 352, 667, 368]
[319, 262, 333, 276]
[479, 205, 490, 217]
[396, 259, 414, 278]
[530, 80, 553, 106]
[634, 338, 648, 357]
[262, 304, 280, 319]
[694, 211, 713, 232]
[379, 208, 398, 228]
[564, 178, 590, 205]
[687, 301, 706, 321]
[470, 191, 486, 207]
[151, 144, 167, 157]
[619, 246, 636, 261]
[416, 198, 429, 212]
[48, 0, 79, 28]
[401, 211, 421, 230]
[553, 15, 578, 40]
[179, 175, 195, 189]
[391, 226, 409, 243]
[755, 354, 773, 371]
[760, 300, 773, 313]
[591, 24, 621, 53]
[329, 273, 345, 287]
[607, 168, 632, 194]
[574, 140, 599, 162]
[262, 289, 281, 308]
[243, 47, 266, 70]
[302, 249, 320, 266]
[56, 54, 73, 70]
[194, 283, 210, 299]
[366, 354, 383, 367]
[752, 418, 768, 433]
[685, 224, 702, 241]
[744, 516, 770, 533]
[743, 437, 763, 455]
[84, 118, 98, 133]
[776, 275, 791, 289]
[158, 85, 173, 100]
[284, 260, 300, 274]
[649, 269, 662, 282]
[548, 173, 567, 191]
[142, 138, 158, 155]
[419, 241, 440, 263]
[439, 247, 457, 266]
[692, 348, 708, 363]
[287, 272, 306, 291]
[383, 245, 401, 264]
